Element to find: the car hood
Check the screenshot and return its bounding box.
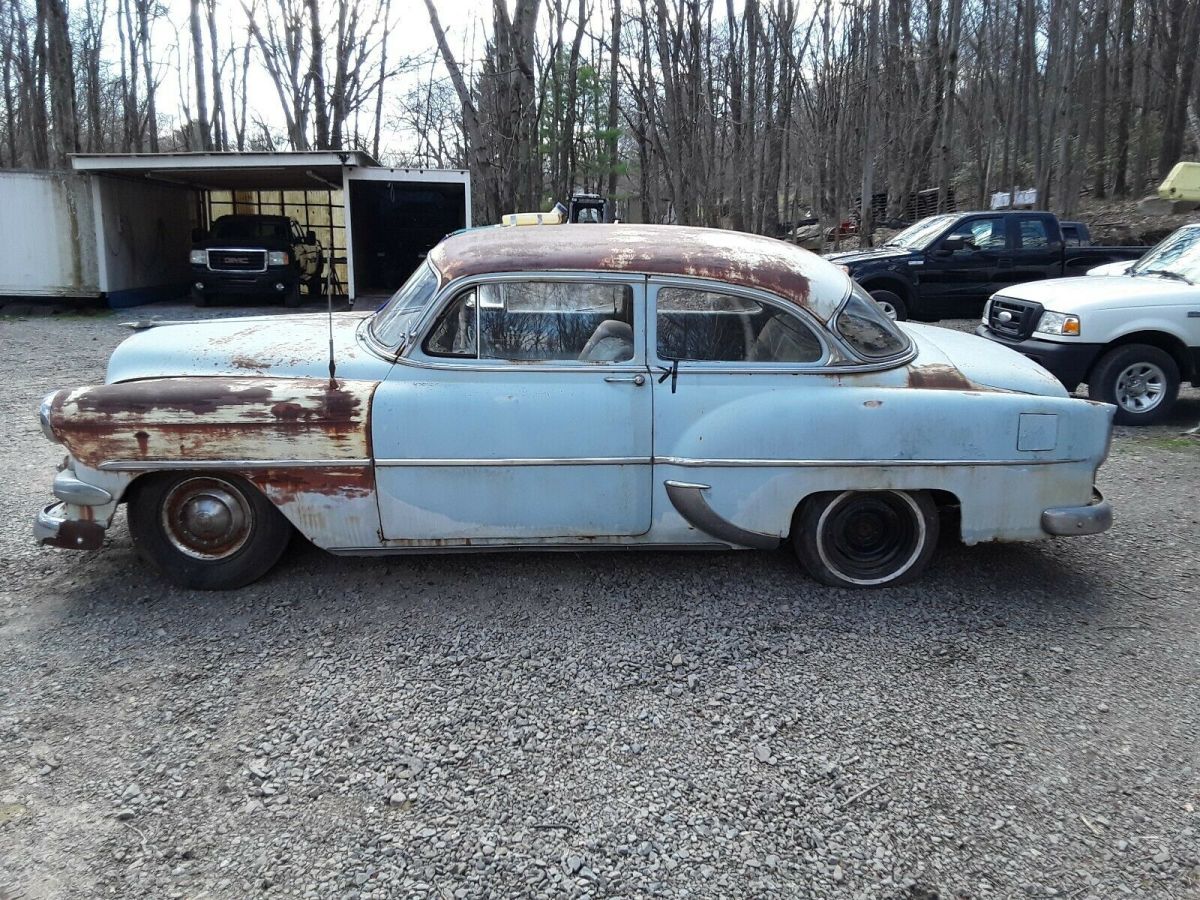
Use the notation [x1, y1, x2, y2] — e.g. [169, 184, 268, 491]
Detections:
[994, 274, 1197, 310]
[901, 323, 1068, 397]
[824, 247, 916, 265]
[106, 312, 392, 384]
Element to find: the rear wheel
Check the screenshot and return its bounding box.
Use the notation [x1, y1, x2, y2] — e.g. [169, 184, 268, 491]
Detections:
[128, 473, 292, 590]
[1087, 343, 1179, 425]
[793, 490, 938, 588]
[869, 289, 908, 321]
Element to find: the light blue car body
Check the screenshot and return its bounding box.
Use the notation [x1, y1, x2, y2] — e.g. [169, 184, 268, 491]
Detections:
[41, 224, 1115, 565]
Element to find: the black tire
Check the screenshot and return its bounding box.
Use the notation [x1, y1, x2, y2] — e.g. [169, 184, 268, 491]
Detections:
[792, 490, 939, 588]
[127, 473, 292, 590]
[1087, 343, 1180, 426]
[869, 289, 908, 321]
[283, 283, 302, 308]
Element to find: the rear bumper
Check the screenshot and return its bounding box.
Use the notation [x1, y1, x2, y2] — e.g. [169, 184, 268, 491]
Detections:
[975, 326, 1101, 392]
[34, 501, 106, 551]
[1042, 489, 1112, 536]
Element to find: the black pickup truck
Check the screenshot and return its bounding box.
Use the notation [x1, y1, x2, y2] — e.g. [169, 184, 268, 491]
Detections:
[189, 214, 324, 307]
[825, 211, 1145, 320]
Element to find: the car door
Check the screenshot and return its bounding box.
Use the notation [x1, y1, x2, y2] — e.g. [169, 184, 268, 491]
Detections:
[1000, 215, 1064, 291]
[371, 273, 654, 541]
[648, 278, 834, 538]
[919, 215, 1011, 317]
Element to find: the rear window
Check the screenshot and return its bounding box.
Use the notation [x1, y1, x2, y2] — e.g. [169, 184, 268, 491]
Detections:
[211, 218, 290, 242]
[835, 284, 912, 361]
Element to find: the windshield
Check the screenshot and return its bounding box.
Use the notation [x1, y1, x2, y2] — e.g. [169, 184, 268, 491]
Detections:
[1129, 226, 1200, 284]
[835, 284, 912, 360]
[884, 214, 959, 249]
[211, 217, 290, 242]
[369, 261, 440, 347]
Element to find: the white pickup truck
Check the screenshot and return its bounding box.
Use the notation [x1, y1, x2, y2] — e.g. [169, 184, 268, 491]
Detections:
[977, 223, 1200, 424]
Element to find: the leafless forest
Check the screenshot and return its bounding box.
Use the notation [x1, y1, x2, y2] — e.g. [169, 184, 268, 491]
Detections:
[6, 0, 1200, 229]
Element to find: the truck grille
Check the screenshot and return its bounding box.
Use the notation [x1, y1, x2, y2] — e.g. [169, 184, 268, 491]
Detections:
[208, 249, 267, 272]
[987, 297, 1042, 340]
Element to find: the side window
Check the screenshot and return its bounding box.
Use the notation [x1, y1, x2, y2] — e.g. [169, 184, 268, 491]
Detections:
[424, 282, 635, 364]
[1018, 218, 1053, 248]
[656, 288, 823, 364]
[946, 217, 1008, 250]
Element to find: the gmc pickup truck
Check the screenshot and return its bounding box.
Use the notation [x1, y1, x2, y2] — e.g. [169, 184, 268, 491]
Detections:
[190, 214, 324, 307]
[826, 211, 1145, 321]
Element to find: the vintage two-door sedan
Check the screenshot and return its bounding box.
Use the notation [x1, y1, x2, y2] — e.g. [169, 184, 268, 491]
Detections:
[35, 224, 1115, 590]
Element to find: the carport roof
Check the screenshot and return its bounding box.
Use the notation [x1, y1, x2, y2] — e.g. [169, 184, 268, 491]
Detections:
[69, 151, 379, 191]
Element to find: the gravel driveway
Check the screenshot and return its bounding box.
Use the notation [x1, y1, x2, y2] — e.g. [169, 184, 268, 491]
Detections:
[1, 306, 1198, 899]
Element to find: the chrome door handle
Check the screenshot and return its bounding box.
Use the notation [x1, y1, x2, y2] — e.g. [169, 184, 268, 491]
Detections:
[605, 374, 646, 385]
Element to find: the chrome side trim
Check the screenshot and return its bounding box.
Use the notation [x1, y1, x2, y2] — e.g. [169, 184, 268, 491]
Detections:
[657, 456, 1086, 468]
[664, 480, 781, 551]
[1041, 489, 1112, 536]
[98, 458, 372, 472]
[53, 471, 113, 505]
[328, 542, 732, 556]
[374, 457, 650, 467]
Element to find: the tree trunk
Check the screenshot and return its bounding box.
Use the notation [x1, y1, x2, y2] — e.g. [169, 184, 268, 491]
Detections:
[190, 0, 212, 149]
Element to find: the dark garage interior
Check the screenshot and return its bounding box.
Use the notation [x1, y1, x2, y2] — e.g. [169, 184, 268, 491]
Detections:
[350, 180, 468, 296]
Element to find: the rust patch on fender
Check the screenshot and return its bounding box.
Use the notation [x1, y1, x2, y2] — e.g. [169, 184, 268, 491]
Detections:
[244, 466, 376, 504]
[906, 364, 977, 392]
[429, 224, 814, 309]
[51, 377, 377, 468]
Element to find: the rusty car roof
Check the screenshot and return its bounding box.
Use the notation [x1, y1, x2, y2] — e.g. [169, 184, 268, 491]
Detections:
[428, 224, 850, 319]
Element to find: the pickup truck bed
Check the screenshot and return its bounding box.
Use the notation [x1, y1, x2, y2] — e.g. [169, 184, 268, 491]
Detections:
[826, 211, 1145, 321]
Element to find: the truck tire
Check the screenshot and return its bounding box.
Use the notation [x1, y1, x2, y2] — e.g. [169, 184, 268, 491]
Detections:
[127, 473, 292, 590]
[793, 490, 939, 588]
[284, 283, 302, 308]
[1087, 343, 1180, 426]
[869, 289, 908, 321]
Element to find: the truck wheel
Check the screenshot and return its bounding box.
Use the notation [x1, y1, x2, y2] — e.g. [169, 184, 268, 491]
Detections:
[284, 283, 302, 308]
[306, 274, 325, 299]
[127, 473, 292, 590]
[869, 290, 908, 321]
[1087, 344, 1179, 425]
[793, 490, 938, 588]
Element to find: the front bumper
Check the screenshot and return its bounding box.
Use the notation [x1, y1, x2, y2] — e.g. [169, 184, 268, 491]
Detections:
[35, 501, 106, 551]
[1042, 489, 1112, 537]
[190, 267, 298, 298]
[974, 326, 1101, 392]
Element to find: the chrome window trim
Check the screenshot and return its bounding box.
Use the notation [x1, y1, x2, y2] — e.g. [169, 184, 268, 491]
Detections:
[826, 284, 918, 367]
[401, 270, 648, 372]
[98, 458, 372, 472]
[647, 276, 835, 369]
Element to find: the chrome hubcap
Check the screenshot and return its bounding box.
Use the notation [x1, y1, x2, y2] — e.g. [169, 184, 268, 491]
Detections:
[875, 299, 898, 320]
[161, 477, 253, 560]
[1115, 362, 1166, 414]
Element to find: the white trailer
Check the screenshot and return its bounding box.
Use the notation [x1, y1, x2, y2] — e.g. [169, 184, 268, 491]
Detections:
[0, 171, 100, 298]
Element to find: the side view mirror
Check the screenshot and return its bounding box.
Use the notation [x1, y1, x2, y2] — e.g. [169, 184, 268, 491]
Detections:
[306, 230, 317, 245]
[939, 237, 966, 253]
[191, 227, 207, 242]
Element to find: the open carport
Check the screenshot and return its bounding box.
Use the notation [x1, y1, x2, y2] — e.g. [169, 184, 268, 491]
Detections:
[68, 151, 471, 307]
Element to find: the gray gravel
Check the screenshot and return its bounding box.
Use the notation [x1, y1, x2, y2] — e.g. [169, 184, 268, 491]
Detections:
[1, 305, 1199, 899]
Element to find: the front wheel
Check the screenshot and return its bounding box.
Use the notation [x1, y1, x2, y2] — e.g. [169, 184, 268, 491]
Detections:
[128, 473, 292, 590]
[1087, 344, 1180, 425]
[793, 490, 939, 588]
[869, 289, 908, 321]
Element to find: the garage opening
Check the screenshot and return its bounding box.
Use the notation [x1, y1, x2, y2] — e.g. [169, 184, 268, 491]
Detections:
[349, 178, 467, 298]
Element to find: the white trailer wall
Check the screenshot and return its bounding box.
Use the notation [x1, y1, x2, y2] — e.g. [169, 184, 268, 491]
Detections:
[0, 171, 99, 297]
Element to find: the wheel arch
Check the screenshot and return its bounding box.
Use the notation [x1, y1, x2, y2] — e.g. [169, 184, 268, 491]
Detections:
[858, 275, 914, 305]
[1099, 330, 1193, 382]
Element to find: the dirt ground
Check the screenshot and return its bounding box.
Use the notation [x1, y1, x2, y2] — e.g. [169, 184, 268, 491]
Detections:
[1, 305, 1198, 899]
